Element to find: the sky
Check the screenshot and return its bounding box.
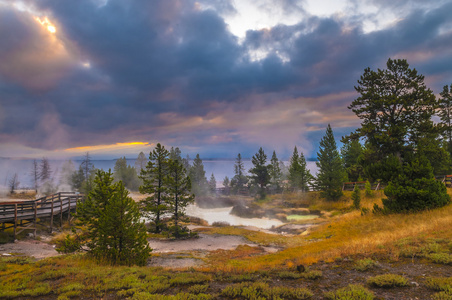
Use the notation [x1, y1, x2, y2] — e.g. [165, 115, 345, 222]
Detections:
[0, 0, 451, 160]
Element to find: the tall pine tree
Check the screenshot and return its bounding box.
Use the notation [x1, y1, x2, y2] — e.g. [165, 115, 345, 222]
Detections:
[249, 147, 270, 199]
[268, 151, 283, 193]
[231, 153, 248, 194]
[139, 143, 170, 233]
[166, 158, 195, 238]
[316, 124, 346, 201]
[188, 154, 208, 196]
[288, 146, 313, 192]
[439, 84, 452, 156]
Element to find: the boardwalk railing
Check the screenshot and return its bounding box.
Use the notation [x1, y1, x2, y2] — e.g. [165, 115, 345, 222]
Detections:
[0, 192, 83, 239]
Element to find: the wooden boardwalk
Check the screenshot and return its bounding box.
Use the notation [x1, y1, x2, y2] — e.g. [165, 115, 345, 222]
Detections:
[0, 192, 83, 239]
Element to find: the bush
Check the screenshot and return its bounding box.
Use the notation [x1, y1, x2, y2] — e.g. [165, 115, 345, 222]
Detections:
[325, 284, 374, 300]
[382, 156, 450, 213]
[365, 180, 373, 197]
[55, 234, 81, 253]
[352, 185, 361, 209]
[354, 259, 379, 271]
[367, 274, 409, 288]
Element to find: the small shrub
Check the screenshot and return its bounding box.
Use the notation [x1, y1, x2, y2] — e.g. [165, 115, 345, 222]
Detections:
[355, 259, 378, 271]
[277, 271, 300, 279]
[221, 282, 312, 300]
[212, 221, 230, 227]
[188, 284, 209, 294]
[325, 284, 374, 300]
[367, 274, 409, 288]
[428, 253, 452, 265]
[365, 180, 373, 197]
[301, 270, 322, 280]
[55, 234, 81, 253]
[432, 292, 452, 300]
[169, 273, 211, 286]
[360, 207, 369, 215]
[426, 277, 452, 291]
[352, 185, 361, 209]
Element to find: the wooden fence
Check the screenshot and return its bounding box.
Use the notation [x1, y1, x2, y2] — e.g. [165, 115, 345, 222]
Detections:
[0, 192, 83, 239]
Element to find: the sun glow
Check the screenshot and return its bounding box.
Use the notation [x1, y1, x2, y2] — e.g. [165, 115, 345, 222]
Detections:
[64, 142, 152, 153]
[35, 16, 57, 33]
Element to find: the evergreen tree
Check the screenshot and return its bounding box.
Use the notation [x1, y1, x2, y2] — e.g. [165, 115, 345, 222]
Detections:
[349, 58, 438, 162]
[223, 176, 230, 195]
[231, 153, 248, 194]
[341, 139, 364, 181]
[40, 157, 52, 182]
[365, 180, 373, 197]
[114, 157, 140, 191]
[139, 143, 170, 233]
[30, 159, 39, 193]
[170, 147, 182, 161]
[268, 151, 283, 193]
[316, 124, 346, 201]
[188, 154, 208, 196]
[288, 147, 313, 192]
[209, 173, 217, 194]
[134, 151, 148, 173]
[249, 147, 270, 199]
[351, 184, 361, 209]
[76, 170, 151, 266]
[439, 84, 452, 156]
[382, 154, 450, 212]
[80, 152, 95, 194]
[166, 158, 195, 238]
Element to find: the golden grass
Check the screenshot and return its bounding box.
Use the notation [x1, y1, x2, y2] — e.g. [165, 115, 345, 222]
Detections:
[206, 192, 452, 271]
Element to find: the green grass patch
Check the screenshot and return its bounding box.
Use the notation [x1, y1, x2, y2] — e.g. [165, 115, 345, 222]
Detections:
[367, 274, 409, 288]
[325, 284, 374, 300]
[221, 281, 312, 300]
[354, 259, 379, 271]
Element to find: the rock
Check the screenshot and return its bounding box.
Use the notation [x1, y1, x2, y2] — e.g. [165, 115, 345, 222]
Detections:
[296, 264, 306, 273]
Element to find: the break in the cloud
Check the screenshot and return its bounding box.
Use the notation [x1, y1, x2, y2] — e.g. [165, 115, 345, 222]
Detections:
[0, 0, 451, 159]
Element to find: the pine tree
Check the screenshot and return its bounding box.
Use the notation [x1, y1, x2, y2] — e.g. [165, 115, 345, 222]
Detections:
[40, 157, 52, 182]
[439, 84, 452, 156]
[76, 170, 151, 265]
[231, 153, 248, 194]
[166, 158, 195, 238]
[139, 143, 170, 233]
[30, 159, 39, 193]
[114, 157, 140, 190]
[365, 180, 373, 197]
[249, 147, 270, 199]
[135, 152, 148, 173]
[209, 173, 217, 195]
[288, 147, 313, 192]
[351, 184, 361, 209]
[316, 124, 346, 201]
[80, 152, 95, 194]
[341, 139, 364, 182]
[188, 154, 208, 196]
[268, 151, 283, 193]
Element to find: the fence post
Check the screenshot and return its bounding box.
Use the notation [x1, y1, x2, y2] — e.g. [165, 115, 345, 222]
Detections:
[68, 195, 71, 225]
[34, 201, 37, 238]
[14, 204, 17, 240]
[50, 196, 54, 233]
[59, 193, 63, 227]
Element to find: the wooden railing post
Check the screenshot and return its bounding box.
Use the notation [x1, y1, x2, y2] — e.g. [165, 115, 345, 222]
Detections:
[14, 204, 17, 240]
[59, 193, 63, 227]
[34, 201, 38, 238]
[50, 196, 54, 233]
[68, 195, 71, 225]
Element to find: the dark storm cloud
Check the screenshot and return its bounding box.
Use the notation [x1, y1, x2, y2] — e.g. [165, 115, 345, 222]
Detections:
[1, 0, 451, 158]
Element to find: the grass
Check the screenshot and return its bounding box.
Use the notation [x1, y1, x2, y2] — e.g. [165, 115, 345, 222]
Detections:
[324, 284, 374, 300]
[367, 274, 410, 288]
[2, 189, 452, 298]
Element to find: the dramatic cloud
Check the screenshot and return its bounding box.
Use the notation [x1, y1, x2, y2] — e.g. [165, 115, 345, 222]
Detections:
[0, 0, 451, 159]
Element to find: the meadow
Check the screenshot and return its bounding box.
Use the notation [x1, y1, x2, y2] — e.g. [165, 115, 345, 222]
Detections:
[1, 190, 451, 299]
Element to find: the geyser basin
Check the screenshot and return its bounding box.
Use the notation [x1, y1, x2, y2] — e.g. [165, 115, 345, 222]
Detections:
[185, 204, 283, 229]
[286, 214, 319, 221]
